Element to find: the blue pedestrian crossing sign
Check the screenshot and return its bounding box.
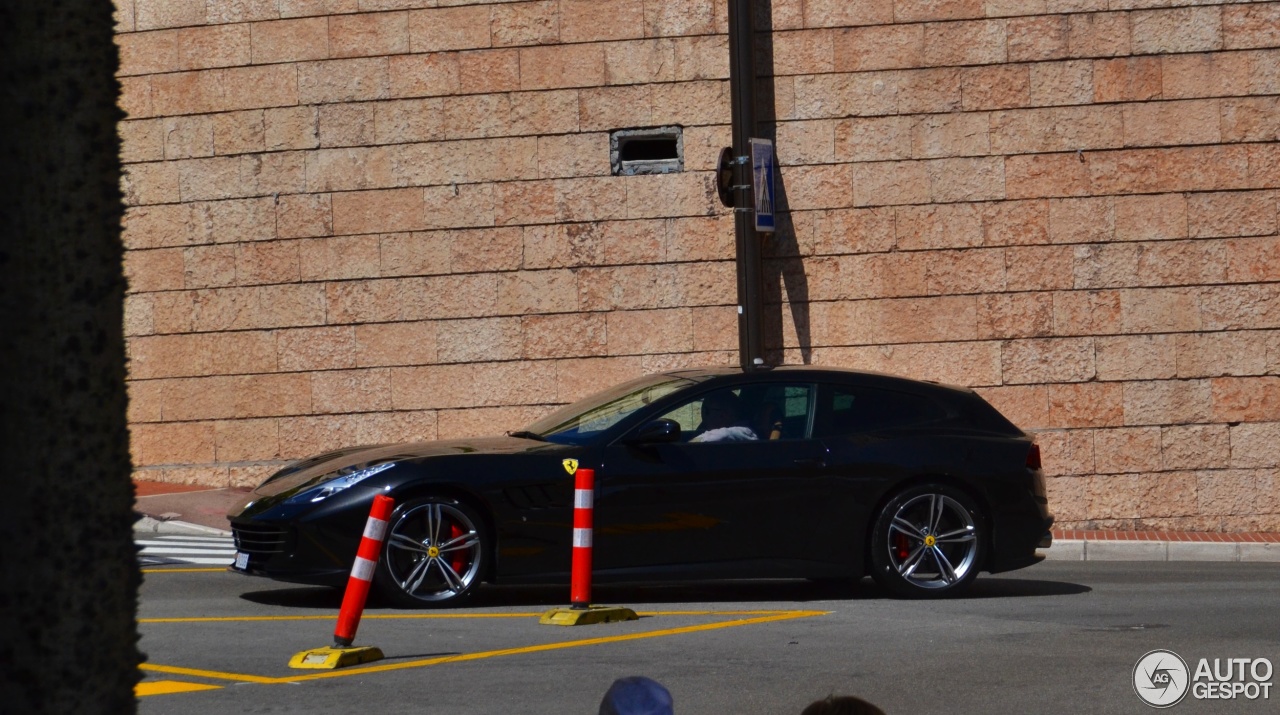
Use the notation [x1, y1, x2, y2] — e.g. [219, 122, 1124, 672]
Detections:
[750, 138, 775, 233]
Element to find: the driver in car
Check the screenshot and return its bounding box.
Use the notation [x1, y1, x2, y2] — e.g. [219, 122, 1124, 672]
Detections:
[690, 392, 758, 442]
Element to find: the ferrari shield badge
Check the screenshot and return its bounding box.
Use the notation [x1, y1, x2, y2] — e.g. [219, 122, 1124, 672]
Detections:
[562, 459, 578, 475]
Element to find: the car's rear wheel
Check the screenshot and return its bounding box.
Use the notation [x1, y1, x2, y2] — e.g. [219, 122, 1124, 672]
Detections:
[869, 484, 983, 599]
[375, 497, 486, 607]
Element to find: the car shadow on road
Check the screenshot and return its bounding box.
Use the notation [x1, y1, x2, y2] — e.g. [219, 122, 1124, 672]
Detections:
[239, 575, 1089, 611]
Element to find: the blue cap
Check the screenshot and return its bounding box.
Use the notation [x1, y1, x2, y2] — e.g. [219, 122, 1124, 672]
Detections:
[599, 676, 674, 715]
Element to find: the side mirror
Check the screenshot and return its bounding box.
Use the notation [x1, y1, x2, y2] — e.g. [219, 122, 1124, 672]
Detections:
[625, 419, 681, 444]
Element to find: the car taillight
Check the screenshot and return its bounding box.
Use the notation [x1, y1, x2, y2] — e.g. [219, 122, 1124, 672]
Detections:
[1026, 443, 1042, 470]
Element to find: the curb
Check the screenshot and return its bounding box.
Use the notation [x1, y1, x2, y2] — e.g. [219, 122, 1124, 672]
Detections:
[1044, 540, 1280, 563]
[134, 515, 232, 537]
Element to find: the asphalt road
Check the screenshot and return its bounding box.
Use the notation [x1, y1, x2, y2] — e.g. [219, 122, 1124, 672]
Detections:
[137, 562, 1280, 714]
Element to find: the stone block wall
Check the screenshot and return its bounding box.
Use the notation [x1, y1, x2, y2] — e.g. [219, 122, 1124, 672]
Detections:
[116, 0, 1280, 531]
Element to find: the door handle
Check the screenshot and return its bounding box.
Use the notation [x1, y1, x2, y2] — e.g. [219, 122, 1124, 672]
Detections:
[793, 458, 825, 468]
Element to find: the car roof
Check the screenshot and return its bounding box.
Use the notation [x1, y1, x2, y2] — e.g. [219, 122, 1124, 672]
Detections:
[662, 365, 975, 395]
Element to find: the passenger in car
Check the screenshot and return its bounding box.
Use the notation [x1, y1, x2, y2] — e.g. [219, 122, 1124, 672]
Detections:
[754, 402, 784, 440]
[689, 392, 758, 442]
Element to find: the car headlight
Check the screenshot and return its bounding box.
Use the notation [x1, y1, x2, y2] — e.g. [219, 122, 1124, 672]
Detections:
[284, 462, 395, 504]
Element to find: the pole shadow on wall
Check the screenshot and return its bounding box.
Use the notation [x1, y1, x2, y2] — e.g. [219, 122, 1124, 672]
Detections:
[753, 0, 812, 366]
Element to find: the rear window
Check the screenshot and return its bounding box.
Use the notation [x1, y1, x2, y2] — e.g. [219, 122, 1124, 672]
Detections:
[813, 384, 949, 438]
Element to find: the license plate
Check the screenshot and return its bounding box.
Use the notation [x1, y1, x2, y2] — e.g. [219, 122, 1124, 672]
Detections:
[234, 552, 249, 570]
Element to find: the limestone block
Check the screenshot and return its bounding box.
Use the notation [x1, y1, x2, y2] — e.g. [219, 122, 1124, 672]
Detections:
[311, 368, 392, 414]
[834, 115, 912, 162]
[496, 269, 578, 315]
[1122, 378, 1213, 426]
[960, 65, 1030, 111]
[929, 19, 1008, 65]
[1213, 375, 1280, 424]
[207, 0, 279, 24]
[389, 53, 460, 99]
[355, 321, 438, 367]
[436, 406, 551, 440]
[1131, 6, 1222, 55]
[132, 422, 217, 466]
[390, 361, 559, 410]
[1028, 59, 1093, 107]
[606, 309, 693, 355]
[1034, 428, 1095, 477]
[1162, 51, 1250, 100]
[1095, 335, 1176, 381]
[1005, 152, 1090, 200]
[459, 48, 520, 94]
[183, 245, 238, 289]
[977, 292, 1049, 340]
[523, 313, 608, 359]
[990, 105, 1123, 154]
[250, 17, 329, 64]
[1177, 333, 1269, 379]
[178, 23, 251, 70]
[893, 0, 984, 23]
[235, 241, 301, 285]
[1002, 336, 1095, 384]
[520, 43, 605, 91]
[1048, 196, 1113, 244]
[298, 57, 390, 104]
[1114, 193, 1187, 242]
[407, 5, 492, 52]
[489, 1, 557, 47]
[276, 326, 358, 371]
[1120, 287, 1201, 333]
[1005, 245, 1072, 291]
[136, 0, 206, 31]
[1067, 11, 1130, 58]
[436, 317, 523, 363]
[215, 418, 282, 462]
[644, 0, 715, 37]
[330, 11, 408, 58]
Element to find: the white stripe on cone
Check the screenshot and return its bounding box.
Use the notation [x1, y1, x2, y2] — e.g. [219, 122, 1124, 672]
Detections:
[573, 528, 592, 548]
[351, 555, 377, 582]
[363, 517, 388, 541]
[574, 489, 593, 509]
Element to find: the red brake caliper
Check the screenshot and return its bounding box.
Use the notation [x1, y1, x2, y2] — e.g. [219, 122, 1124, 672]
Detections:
[895, 532, 911, 561]
[450, 523, 465, 575]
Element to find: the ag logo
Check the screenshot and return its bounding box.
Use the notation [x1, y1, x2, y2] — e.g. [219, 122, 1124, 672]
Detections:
[562, 459, 578, 475]
[1134, 650, 1190, 708]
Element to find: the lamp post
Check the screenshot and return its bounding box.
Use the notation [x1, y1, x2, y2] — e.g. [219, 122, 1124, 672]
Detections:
[727, 0, 765, 371]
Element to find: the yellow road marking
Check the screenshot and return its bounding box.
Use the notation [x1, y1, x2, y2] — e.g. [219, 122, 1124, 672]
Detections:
[140, 663, 278, 684]
[136, 680, 223, 696]
[141, 610, 826, 686]
[142, 567, 227, 574]
[139, 610, 796, 624]
[290, 610, 825, 682]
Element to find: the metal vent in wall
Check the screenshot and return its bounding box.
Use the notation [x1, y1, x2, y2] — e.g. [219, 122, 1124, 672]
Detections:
[610, 126, 684, 176]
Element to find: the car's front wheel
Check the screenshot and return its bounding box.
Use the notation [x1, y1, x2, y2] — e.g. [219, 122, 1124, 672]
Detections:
[869, 484, 984, 598]
[375, 497, 486, 607]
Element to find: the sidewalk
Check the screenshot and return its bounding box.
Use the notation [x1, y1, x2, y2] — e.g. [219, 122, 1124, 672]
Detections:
[134, 481, 249, 536]
[131, 481, 1280, 562]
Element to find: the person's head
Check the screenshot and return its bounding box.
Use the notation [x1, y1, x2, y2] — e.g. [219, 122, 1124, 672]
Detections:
[699, 391, 740, 430]
[598, 676, 674, 715]
[799, 695, 886, 715]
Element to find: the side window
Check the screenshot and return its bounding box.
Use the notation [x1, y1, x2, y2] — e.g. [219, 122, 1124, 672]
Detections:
[814, 384, 946, 438]
[653, 384, 813, 443]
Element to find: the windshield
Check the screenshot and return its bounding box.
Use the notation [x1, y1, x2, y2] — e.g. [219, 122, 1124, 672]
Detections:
[523, 373, 695, 445]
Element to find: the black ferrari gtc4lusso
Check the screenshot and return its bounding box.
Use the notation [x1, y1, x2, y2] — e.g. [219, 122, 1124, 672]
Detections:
[228, 366, 1053, 605]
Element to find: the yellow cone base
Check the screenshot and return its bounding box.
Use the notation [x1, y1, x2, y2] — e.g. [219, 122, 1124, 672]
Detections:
[539, 605, 639, 626]
[288, 645, 385, 670]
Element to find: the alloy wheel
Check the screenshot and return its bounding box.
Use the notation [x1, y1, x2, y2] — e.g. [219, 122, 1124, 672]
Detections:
[383, 500, 483, 604]
[885, 492, 979, 590]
